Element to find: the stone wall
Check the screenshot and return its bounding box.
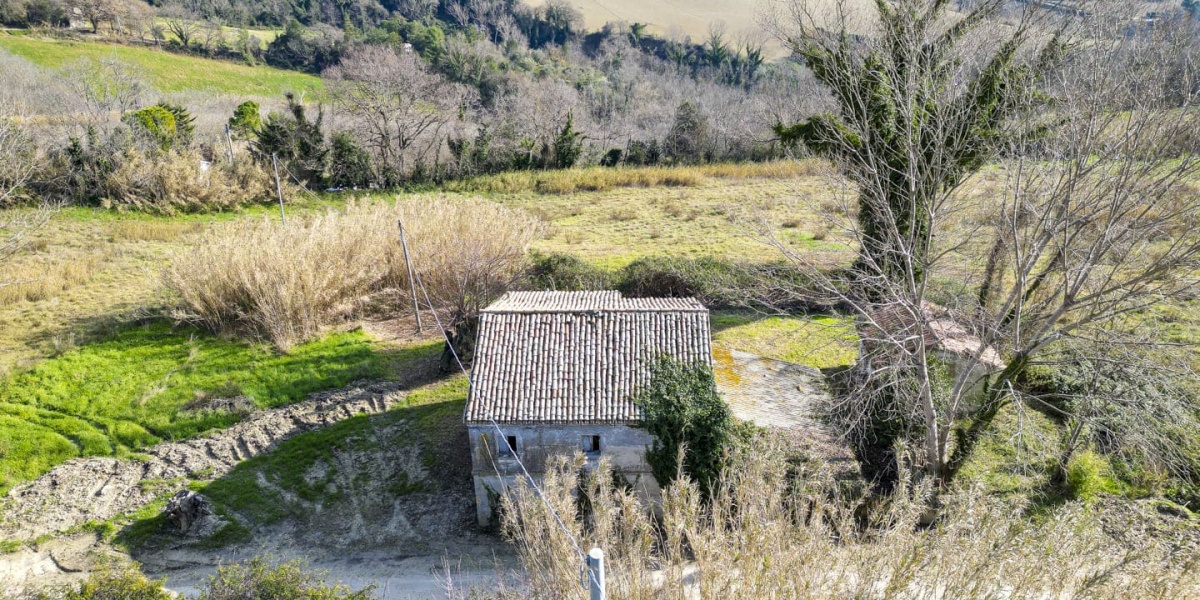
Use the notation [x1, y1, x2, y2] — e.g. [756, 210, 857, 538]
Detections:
[468, 424, 660, 526]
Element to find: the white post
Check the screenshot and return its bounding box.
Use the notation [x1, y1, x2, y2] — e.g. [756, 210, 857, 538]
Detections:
[586, 547, 605, 600]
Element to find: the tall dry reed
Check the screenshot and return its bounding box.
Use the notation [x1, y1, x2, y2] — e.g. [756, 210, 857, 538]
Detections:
[164, 196, 540, 350]
[494, 436, 1199, 599]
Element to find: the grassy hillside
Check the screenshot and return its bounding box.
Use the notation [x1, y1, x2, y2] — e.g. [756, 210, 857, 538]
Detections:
[0, 33, 320, 95]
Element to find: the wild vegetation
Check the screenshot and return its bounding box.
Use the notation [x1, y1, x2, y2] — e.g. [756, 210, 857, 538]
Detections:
[165, 196, 540, 350]
[495, 441, 1200, 599]
[0, 0, 1199, 595]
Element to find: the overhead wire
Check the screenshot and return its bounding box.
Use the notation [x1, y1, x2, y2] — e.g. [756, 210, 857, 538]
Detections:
[402, 234, 598, 578]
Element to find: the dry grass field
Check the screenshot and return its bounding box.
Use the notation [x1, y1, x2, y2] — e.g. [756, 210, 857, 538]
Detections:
[0, 167, 840, 373]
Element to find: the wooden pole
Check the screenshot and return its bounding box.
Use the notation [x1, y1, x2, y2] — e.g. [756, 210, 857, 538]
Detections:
[398, 220, 423, 334]
[272, 154, 286, 225]
[224, 124, 235, 166]
[586, 548, 605, 600]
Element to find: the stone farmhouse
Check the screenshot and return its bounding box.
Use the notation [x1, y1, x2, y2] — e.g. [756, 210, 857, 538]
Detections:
[464, 291, 711, 525]
[464, 290, 854, 526]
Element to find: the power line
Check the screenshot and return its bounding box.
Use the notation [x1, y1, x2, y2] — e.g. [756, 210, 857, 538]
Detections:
[401, 235, 600, 588]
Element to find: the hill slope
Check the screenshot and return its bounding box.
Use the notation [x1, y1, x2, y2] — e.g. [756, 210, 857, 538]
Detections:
[0, 33, 320, 95]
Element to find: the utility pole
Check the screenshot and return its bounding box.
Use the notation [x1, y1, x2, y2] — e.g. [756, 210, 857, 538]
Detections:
[224, 124, 236, 166]
[585, 548, 605, 600]
[271, 154, 286, 225]
[398, 220, 423, 334]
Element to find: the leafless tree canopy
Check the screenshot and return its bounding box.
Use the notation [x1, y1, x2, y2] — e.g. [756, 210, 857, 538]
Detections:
[324, 46, 476, 185]
[769, 0, 1200, 489]
[59, 57, 147, 123]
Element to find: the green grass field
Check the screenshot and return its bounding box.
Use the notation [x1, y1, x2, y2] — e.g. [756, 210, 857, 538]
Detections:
[0, 33, 320, 95]
[0, 322, 411, 494]
[713, 312, 858, 370]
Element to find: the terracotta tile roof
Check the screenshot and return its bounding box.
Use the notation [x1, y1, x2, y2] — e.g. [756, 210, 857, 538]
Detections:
[466, 291, 712, 424]
[484, 291, 707, 313]
[865, 302, 1005, 370]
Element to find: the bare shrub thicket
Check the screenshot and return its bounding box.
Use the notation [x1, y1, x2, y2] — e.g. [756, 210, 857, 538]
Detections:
[0, 114, 38, 207]
[103, 150, 275, 212]
[325, 46, 477, 185]
[491, 439, 1200, 599]
[165, 196, 540, 349]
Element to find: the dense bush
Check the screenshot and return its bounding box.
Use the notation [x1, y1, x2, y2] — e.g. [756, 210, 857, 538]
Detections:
[524, 253, 826, 310]
[228, 101, 262, 141]
[122, 106, 177, 151]
[327, 132, 373, 189]
[38, 127, 276, 213]
[617, 256, 824, 310]
[524, 252, 612, 291]
[264, 20, 346, 73]
[18, 561, 170, 600]
[637, 356, 736, 498]
[252, 93, 328, 188]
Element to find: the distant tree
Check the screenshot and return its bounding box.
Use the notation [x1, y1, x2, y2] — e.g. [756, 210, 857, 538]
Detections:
[550, 112, 584, 169]
[252, 93, 327, 188]
[265, 20, 345, 73]
[324, 45, 471, 185]
[198, 19, 225, 54]
[327, 131, 373, 188]
[60, 57, 146, 122]
[638, 356, 735, 498]
[0, 116, 38, 206]
[24, 0, 68, 27]
[665, 100, 710, 164]
[227, 100, 261, 140]
[160, 6, 200, 48]
[70, 0, 118, 33]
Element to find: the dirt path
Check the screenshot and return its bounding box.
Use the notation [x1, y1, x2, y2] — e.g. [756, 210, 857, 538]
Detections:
[0, 380, 411, 542]
[152, 549, 513, 599]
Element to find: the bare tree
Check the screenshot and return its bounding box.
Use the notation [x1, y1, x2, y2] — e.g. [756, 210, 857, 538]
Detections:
[768, 0, 1200, 491]
[161, 5, 200, 48]
[199, 19, 225, 54]
[70, 0, 119, 33]
[489, 76, 584, 168]
[0, 102, 53, 291]
[59, 57, 146, 123]
[0, 117, 38, 207]
[324, 46, 475, 185]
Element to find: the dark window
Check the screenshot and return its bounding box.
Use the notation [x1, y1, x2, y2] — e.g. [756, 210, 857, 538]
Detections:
[583, 435, 601, 456]
[501, 435, 518, 457]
